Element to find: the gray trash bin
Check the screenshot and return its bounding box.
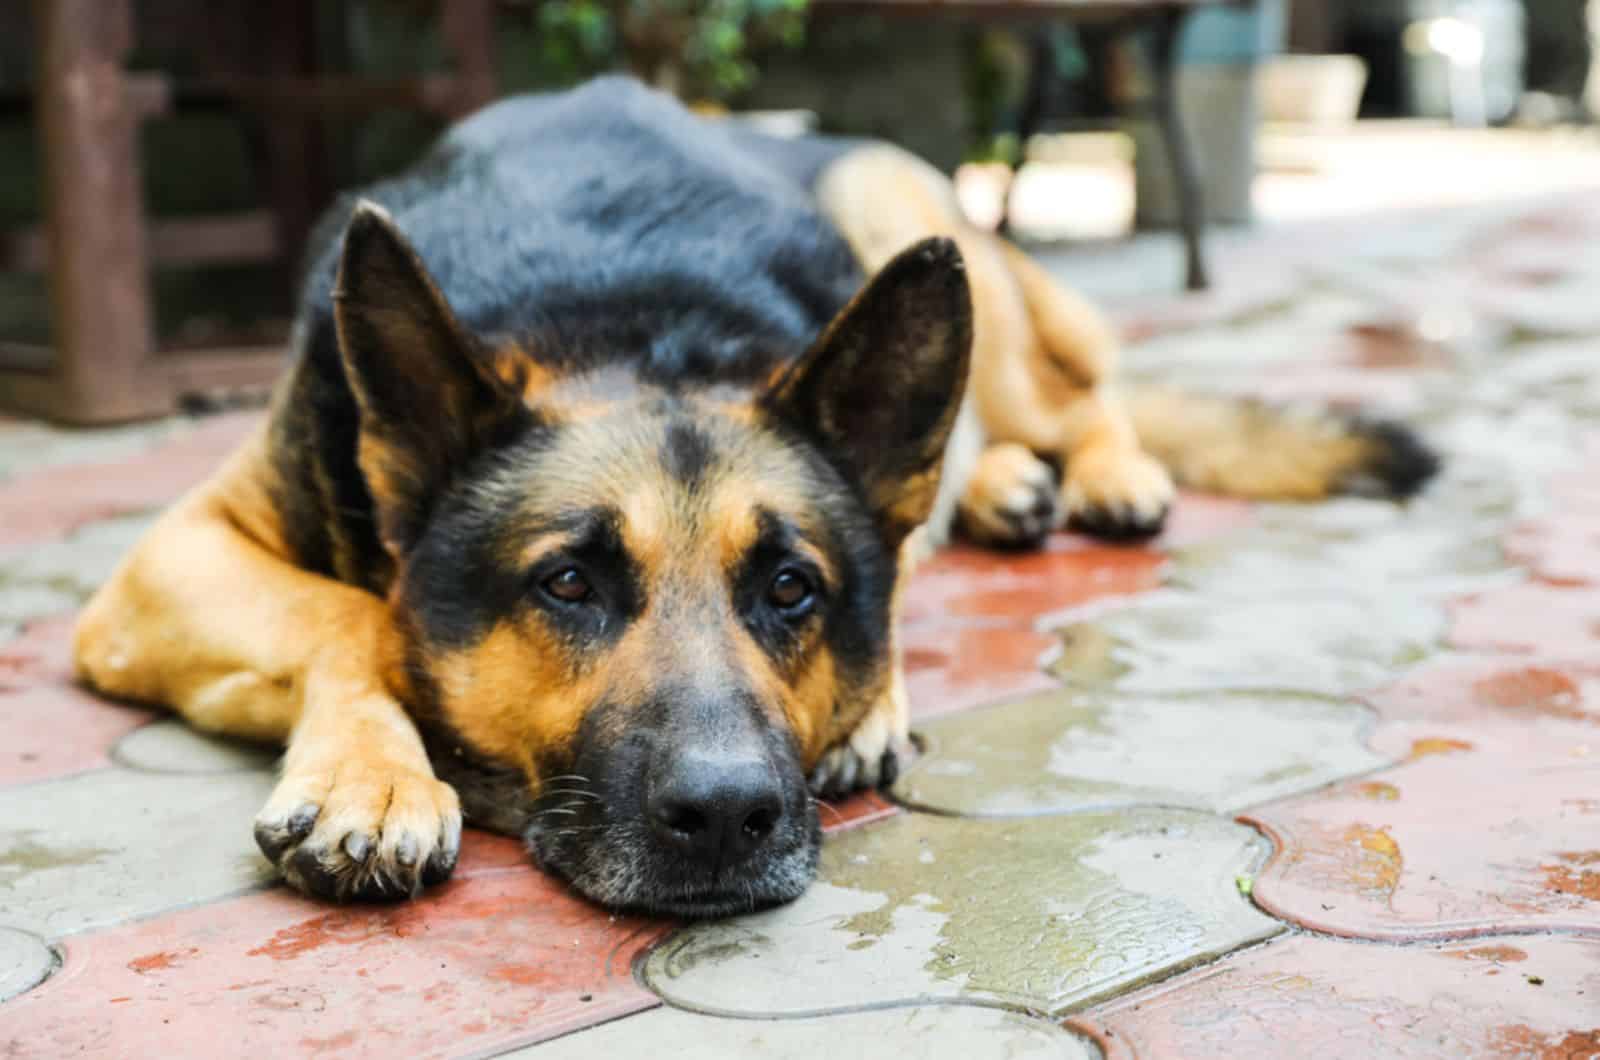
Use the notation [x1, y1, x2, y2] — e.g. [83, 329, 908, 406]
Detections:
[1133, 0, 1286, 228]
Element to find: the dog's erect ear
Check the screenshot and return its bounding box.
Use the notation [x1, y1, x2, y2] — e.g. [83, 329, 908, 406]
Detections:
[334, 201, 529, 556]
[764, 237, 973, 544]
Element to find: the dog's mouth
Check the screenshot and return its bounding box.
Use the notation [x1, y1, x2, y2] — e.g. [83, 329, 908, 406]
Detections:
[523, 791, 821, 919]
[509, 696, 828, 917]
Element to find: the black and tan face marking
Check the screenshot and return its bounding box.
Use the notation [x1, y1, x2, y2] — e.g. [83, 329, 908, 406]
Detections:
[335, 205, 971, 916]
[396, 395, 894, 914]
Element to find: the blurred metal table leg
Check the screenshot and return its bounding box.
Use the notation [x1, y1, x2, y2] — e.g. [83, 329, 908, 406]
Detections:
[1148, 7, 1211, 291]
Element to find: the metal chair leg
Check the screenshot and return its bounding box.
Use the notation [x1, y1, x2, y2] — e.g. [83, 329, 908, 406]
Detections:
[1149, 9, 1209, 291]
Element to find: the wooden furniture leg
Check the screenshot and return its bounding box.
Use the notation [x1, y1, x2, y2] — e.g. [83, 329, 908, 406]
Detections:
[0, 0, 170, 423]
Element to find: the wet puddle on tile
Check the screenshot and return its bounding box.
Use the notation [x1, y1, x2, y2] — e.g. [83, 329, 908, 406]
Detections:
[642, 811, 1279, 1018]
[1075, 933, 1600, 1059]
[514, 1004, 1095, 1060]
[1047, 589, 1444, 696]
[896, 688, 1386, 817]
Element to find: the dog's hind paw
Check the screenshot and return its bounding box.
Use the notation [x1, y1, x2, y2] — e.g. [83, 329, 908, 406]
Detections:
[957, 443, 1062, 550]
[1064, 445, 1174, 541]
[254, 761, 462, 901]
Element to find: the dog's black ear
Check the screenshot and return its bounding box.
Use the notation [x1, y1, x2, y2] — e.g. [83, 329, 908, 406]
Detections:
[334, 201, 528, 556]
[764, 237, 972, 544]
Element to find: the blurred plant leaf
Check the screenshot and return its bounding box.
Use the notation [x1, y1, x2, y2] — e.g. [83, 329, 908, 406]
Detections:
[531, 0, 809, 100]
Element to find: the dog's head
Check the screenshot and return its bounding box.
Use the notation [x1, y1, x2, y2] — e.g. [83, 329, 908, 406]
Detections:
[332, 203, 970, 917]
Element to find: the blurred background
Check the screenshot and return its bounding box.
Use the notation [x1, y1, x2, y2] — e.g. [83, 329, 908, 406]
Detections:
[1, 0, 1598, 423]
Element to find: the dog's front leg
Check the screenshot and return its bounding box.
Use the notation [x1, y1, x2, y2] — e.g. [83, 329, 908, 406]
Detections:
[806, 533, 925, 799]
[74, 446, 461, 900]
[808, 643, 912, 801]
[254, 669, 462, 900]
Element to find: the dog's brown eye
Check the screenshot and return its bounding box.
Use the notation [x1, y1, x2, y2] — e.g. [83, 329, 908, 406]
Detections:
[543, 567, 592, 604]
[767, 568, 814, 614]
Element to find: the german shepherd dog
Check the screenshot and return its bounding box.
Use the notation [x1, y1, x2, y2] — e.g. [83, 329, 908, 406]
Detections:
[73, 77, 1436, 916]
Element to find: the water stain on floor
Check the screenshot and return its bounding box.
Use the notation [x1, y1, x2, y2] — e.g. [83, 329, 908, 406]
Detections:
[896, 688, 1386, 817]
[643, 810, 1280, 1018]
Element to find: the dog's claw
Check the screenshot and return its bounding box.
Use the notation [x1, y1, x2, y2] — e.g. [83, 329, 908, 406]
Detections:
[807, 736, 915, 800]
[1068, 501, 1167, 541]
[879, 745, 902, 788]
[958, 445, 1062, 550]
[253, 801, 320, 862]
[253, 763, 462, 902]
[342, 832, 370, 862]
[1062, 448, 1174, 543]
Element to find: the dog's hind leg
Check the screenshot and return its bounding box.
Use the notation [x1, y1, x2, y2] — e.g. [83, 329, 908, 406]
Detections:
[806, 143, 1176, 795]
[805, 145, 1019, 795]
[991, 241, 1174, 538]
[816, 143, 1174, 543]
[73, 428, 460, 900]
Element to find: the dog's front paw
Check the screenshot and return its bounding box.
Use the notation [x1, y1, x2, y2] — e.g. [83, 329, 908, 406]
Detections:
[1063, 446, 1174, 541]
[808, 708, 915, 800]
[957, 443, 1062, 550]
[254, 760, 462, 901]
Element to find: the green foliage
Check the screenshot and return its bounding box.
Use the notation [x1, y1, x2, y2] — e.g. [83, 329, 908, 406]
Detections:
[533, 0, 809, 100]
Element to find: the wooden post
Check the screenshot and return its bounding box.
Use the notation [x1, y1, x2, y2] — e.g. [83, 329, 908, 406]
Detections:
[31, 0, 168, 422]
[441, 0, 499, 116]
[261, 0, 329, 293]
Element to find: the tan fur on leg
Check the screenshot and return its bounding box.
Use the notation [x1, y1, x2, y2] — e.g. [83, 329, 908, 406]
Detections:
[74, 427, 462, 899]
[817, 143, 1174, 546]
[806, 533, 919, 798]
[956, 442, 1060, 548]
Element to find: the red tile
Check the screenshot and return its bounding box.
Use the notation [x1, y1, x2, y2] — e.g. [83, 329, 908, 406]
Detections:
[0, 783, 898, 1058]
[1111, 271, 1304, 344]
[1450, 582, 1600, 658]
[902, 538, 1165, 629]
[1363, 655, 1600, 727]
[1242, 714, 1600, 941]
[902, 624, 1058, 720]
[1546, 438, 1600, 517]
[894, 494, 1255, 720]
[1505, 519, 1600, 585]
[450, 830, 542, 875]
[1155, 493, 1257, 547]
[901, 495, 1251, 630]
[1256, 363, 1426, 409]
[0, 683, 155, 785]
[1337, 320, 1455, 371]
[0, 614, 160, 785]
[1074, 933, 1600, 1059]
[819, 791, 900, 832]
[4, 866, 669, 1059]
[901, 493, 1250, 630]
[0, 412, 258, 553]
[0, 615, 76, 693]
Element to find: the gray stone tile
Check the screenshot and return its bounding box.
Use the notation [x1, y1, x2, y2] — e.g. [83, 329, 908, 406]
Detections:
[110, 720, 278, 775]
[1122, 290, 1380, 389]
[1419, 397, 1588, 518]
[642, 810, 1279, 1018]
[0, 513, 158, 630]
[1170, 501, 1514, 602]
[896, 688, 1386, 817]
[0, 418, 184, 485]
[1047, 588, 1444, 697]
[0, 767, 275, 938]
[0, 926, 54, 1002]
[518, 1005, 1093, 1060]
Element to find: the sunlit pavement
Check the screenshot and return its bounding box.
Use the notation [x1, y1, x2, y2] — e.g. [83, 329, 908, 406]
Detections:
[4, 149, 1600, 1055]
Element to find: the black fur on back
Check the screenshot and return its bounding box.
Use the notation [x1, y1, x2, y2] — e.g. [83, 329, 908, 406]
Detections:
[273, 77, 868, 582]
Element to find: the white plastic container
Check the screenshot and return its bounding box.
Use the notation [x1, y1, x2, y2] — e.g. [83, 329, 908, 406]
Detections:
[1258, 55, 1370, 126]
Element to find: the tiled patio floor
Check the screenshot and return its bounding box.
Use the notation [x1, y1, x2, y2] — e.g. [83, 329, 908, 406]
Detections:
[3, 190, 1600, 1057]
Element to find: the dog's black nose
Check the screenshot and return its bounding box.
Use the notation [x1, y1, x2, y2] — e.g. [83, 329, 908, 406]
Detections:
[647, 754, 783, 867]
